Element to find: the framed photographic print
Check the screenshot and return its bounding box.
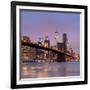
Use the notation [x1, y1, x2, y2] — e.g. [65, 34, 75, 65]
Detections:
[11, 1, 88, 89]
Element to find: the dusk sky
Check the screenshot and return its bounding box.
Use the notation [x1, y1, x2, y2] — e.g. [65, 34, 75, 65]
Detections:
[20, 10, 80, 53]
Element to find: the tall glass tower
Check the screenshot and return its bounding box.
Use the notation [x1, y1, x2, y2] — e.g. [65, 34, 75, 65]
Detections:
[54, 31, 60, 43]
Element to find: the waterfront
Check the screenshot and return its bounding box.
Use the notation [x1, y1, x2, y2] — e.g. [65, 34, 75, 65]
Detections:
[21, 61, 80, 79]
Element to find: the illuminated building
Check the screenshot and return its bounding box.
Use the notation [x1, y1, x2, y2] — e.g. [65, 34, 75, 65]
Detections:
[44, 36, 50, 47]
[21, 36, 31, 43]
[21, 36, 31, 61]
[54, 31, 60, 44]
[75, 53, 80, 61]
[38, 38, 43, 46]
[57, 43, 64, 52]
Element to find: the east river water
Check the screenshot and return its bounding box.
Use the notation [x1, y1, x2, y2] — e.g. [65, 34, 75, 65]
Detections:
[21, 61, 80, 79]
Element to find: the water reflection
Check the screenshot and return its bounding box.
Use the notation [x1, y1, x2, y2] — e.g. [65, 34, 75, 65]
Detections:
[21, 62, 80, 79]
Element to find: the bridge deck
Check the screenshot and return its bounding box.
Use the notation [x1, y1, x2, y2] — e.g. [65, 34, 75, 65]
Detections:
[22, 42, 74, 58]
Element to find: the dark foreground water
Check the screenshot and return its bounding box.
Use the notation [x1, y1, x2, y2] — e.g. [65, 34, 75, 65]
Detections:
[21, 61, 80, 79]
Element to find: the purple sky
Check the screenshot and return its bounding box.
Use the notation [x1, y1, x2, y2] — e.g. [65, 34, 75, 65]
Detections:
[20, 10, 80, 53]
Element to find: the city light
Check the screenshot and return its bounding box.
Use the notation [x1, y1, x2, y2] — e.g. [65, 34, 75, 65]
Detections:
[21, 32, 80, 63]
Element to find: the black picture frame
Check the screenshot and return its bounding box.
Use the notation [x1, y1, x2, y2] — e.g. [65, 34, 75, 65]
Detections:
[11, 1, 88, 89]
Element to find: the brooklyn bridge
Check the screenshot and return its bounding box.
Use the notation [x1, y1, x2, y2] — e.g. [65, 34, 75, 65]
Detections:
[21, 33, 79, 62]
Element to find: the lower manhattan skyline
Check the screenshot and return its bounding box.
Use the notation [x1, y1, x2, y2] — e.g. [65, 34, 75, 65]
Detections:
[20, 10, 80, 53]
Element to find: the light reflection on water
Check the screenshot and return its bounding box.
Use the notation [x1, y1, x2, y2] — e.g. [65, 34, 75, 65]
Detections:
[21, 61, 80, 79]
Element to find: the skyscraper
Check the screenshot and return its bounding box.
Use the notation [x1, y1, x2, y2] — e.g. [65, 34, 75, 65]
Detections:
[63, 33, 67, 53]
[44, 36, 50, 47]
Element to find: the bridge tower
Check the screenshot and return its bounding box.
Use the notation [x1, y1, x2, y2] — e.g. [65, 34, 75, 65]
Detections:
[44, 36, 50, 60]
